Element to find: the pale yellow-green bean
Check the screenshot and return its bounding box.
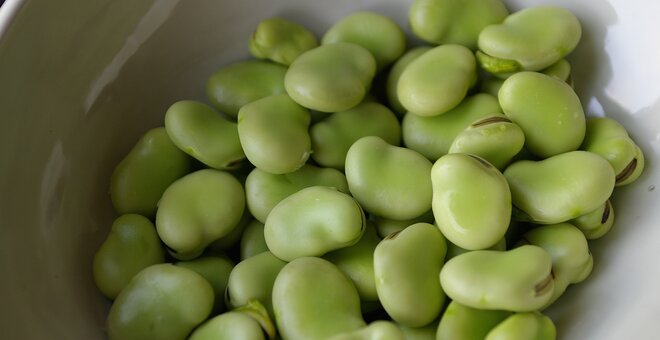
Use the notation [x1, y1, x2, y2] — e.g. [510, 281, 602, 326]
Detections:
[272, 257, 366, 340]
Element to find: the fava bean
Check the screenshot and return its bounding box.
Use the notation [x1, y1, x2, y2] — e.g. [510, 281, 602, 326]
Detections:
[322, 12, 406, 70]
[240, 220, 269, 260]
[374, 223, 446, 327]
[107, 264, 214, 340]
[386, 47, 432, 116]
[371, 210, 434, 239]
[436, 301, 510, 340]
[310, 101, 401, 170]
[188, 311, 265, 340]
[361, 300, 383, 314]
[481, 76, 505, 97]
[237, 94, 311, 174]
[93, 214, 165, 300]
[206, 60, 287, 118]
[245, 164, 348, 223]
[480, 59, 571, 95]
[397, 318, 438, 340]
[504, 151, 615, 224]
[432, 153, 511, 250]
[325, 222, 381, 302]
[521, 223, 592, 306]
[449, 114, 525, 170]
[522, 223, 592, 283]
[164, 100, 244, 170]
[570, 200, 615, 240]
[208, 208, 252, 252]
[409, 0, 508, 49]
[264, 186, 365, 261]
[572, 255, 594, 284]
[485, 312, 556, 340]
[440, 245, 554, 311]
[402, 93, 501, 160]
[398, 44, 476, 117]
[446, 237, 506, 261]
[272, 257, 365, 340]
[346, 136, 432, 220]
[250, 17, 318, 66]
[156, 169, 245, 260]
[175, 256, 234, 313]
[581, 117, 645, 186]
[477, 6, 581, 74]
[328, 321, 405, 340]
[499, 71, 585, 158]
[110, 127, 190, 217]
[542, 59, 572, 83]
[285, 43, 376, 112]
[226, 251, 286, 318]
[98, 4, 642, 339]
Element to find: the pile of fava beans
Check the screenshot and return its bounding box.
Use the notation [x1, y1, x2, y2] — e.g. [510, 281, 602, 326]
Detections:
[93, 1, 646, 340]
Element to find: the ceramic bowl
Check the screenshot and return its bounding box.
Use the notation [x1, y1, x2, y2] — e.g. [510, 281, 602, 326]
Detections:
[0, 0, 658, 339]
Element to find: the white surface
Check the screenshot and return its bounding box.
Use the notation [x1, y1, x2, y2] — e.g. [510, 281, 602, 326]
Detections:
[0, 0, 658, 339]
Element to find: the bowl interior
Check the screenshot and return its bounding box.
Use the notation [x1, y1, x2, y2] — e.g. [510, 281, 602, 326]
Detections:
[0, 0, 659, 338]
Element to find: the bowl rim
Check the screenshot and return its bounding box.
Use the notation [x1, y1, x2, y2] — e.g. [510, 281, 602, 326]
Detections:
[0, 0, 27, 41]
